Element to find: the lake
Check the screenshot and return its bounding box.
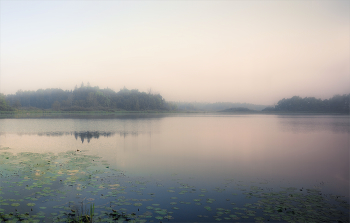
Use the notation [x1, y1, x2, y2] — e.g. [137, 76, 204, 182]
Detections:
[0, 114, 349, 222]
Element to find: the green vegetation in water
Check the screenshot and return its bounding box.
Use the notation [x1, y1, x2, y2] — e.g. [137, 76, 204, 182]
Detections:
[0, 148, 152, 222]
[0, 147, 348, 222]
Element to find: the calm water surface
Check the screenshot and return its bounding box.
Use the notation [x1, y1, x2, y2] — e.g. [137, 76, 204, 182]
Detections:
[0, 114, 349, 222]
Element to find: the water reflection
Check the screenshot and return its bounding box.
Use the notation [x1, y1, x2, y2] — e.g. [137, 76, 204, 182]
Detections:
[0, 115, 348, 201]
[277, 115, 350, 133]
[2, 131, 148, 143]
[72, 131, 142, 143]
[73, 131, 114, 143]
[0, 115, 162, 135]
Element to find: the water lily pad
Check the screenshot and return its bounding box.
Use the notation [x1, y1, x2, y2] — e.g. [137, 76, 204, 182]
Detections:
[204, 206, 212, 211]
[206, 198, 215, 203]
[155, 210, 167, 215]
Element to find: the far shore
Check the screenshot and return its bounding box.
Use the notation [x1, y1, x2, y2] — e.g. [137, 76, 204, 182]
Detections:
[0, 109, 348, 118]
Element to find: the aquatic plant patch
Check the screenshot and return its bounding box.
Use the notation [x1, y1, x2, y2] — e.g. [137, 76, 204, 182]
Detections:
[0, 147, 349, 222]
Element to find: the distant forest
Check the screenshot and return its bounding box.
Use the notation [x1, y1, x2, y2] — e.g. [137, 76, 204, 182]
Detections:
[0, 84, 349, 113]
[262, 94, 350, 113]
[0, 83, 177, 111]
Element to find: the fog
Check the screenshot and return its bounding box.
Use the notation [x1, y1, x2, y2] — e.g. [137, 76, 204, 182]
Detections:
[0, 1, 349, 105]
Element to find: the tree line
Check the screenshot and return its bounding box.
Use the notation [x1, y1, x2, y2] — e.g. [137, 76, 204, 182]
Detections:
[1, 84, 177, 111]
[1, 86, 349, 113]
[0, 93, 13, 111]
[262, 94, 350, 113]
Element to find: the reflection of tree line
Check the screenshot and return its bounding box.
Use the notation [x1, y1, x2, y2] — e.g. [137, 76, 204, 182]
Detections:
[12, 131, 149, 143]
[76, 131, 141, 142]
[278, 118, 350, 134]
[74, 131, 114, 143]
[119, 131, 139, 138]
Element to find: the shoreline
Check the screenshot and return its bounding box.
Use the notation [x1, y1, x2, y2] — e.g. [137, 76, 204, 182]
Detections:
[0, 110, 348, 119]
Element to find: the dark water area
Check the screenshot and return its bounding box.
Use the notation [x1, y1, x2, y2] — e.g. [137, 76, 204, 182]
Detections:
[0, 114, 349, 222]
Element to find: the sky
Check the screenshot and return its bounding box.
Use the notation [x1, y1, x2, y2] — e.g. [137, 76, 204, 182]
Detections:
[0, 0, 349, 105]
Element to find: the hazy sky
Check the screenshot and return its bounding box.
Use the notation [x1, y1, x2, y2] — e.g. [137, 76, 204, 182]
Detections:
[0, 1, 349, 105]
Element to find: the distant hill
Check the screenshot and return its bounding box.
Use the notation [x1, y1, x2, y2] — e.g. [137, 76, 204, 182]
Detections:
[219, 107, 254, 112]
[172, 102, 267, 112]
